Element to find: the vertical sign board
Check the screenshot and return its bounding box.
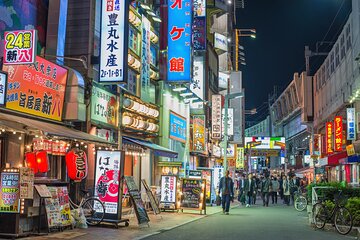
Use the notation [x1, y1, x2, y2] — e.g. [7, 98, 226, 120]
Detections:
[326, 122, 333, 154]
[0, 171, 20, 213]
[213, 166, 223, 196]
[3, 29, 37, 65]
[160, 175, 177, 206]
[334, 116, 343, 151]
[0, 71, 7, 106]
[192, 0, 206, 50]
[99, 0, 128, 83]
[95, 150, 124, 221]
[222, 108, 234, 136]
[169, 111, 187, 143]
[214, 33, 228, 52]
[236, 147, 245, 169]
[200, 169, 213, 203]
[212, 95, 222, 139]
[193, 115, 206, 154]
[167, 0, 192, 81]
[141, 15, 151, 101]
[190, 57, 204, 100]
[19, 167, 34, 199]
[91, 85, 118, 127]
[347, 108, 356, 140]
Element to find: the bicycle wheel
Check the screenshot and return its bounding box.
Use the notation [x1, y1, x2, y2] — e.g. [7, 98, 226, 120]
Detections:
[81, 197, 105, 226]
[313, 203, 327, 229]
[294, 196, 307, 212]
[335, 207, 352, 235]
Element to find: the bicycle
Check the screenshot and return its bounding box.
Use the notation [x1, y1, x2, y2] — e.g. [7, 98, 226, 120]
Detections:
[312, 190, 353, 235]
[294, 187, 307, 212]
[69, 189, 105, 226]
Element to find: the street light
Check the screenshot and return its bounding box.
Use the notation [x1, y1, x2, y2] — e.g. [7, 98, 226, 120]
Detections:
[222, 92, 244, 172]
[235, 29, 256, 71]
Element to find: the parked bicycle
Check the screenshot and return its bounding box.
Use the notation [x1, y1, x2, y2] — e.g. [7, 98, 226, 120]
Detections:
[294, 187, 307, 212]
[312, 190, 353, 235]
[69, 189, 105, 226]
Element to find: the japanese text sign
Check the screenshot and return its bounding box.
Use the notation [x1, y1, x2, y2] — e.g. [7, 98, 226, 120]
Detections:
[99, 0, 128, 83]
[3, 29, 37, 65]
[160, 175, 177, 203]
[20, 167, 34, 199]
[44, 186, 72, 227]
[193, 115, 206, 153]
[214, 32, 227, 52]
[191, 57, 204, 100]
[236, 147, 244, 169]
[169, 111, 187, 143]
[3, 56, 67, 121]
[222, 108, 234, 136]
[95, 150, 122, 215]
[141, 15, 151, 99]
[211, 95, 222, 139]
[180, 178, 204, 209]
[334, 116, 343, 151]
[0, 71, 7, 105]
[347, 108, 356, 140]
[326, 122, 333, 154]
[0, 172, 20, 213]
[91, 85, 118, 127]
[167, 0, 192, 81]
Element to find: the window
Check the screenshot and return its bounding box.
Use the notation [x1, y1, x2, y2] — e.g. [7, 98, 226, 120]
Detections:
[335, 44, 340, 67]
[330, 52, 335, 74]
[321, 66, 325, 86]
[340, 35, 345, 59]
[325, 59, 329, 79]
[346, 24, 351, 51]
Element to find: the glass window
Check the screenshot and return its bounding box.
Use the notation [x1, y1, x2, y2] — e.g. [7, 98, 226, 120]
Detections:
[335, 44, 340, 67]
[330, 52, 335, 74]
[340, 35, 345, 59]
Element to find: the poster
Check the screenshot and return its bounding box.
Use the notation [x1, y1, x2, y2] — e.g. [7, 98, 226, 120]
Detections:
[160, 175, 177, 203]
[91, 85, 118, 127]
[180, 178, 205, 209]
[169, 111, 187, 143]
[94, 150, 122, 215]
[0, 171, 20, 213]
[20, 167, 34, 199]
[44, 186, 71, 227]
[3, 56, 68, 121]
[193, 115, 206, 153]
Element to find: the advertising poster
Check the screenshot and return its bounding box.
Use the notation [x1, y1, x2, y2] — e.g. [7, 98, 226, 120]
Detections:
[347, 108, 356, 140]
[169, 111, 187, 143]
[167, 0, 192, 81]
[91, 85, 118, 127]
[20, 167, 34, 199]
[0, 171, 20, 213]
[44, 186, 71, 227]
[0, 71, 7, 105]
[180, 179, 204, 209]
[211, 95, 222, 139]
[94, 150, 122, 215]
[193, 115, 206, 154]
[334, 116, 343, 151]
[160, 175, 177, 203]
[3, 56, 68, 121]
[3, 29, 37, 65]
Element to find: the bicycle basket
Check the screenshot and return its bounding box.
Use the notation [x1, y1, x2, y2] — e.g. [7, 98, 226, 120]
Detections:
[334, 192, 347, 206]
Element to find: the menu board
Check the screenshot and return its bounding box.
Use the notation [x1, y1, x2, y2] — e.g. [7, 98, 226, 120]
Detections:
[180, 179, 205, 209]
[0, 171, 20, 213]
[141, 179, 160, 215]
[160, 175, 177, 203]
[20, 167, 34, 199]
[124, 176, 150, 225]
[44, 186, 71, 227]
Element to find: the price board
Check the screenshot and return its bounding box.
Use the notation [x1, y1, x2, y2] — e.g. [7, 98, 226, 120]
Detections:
[0, 171, 20, 213]
[180, 178, 206, 213]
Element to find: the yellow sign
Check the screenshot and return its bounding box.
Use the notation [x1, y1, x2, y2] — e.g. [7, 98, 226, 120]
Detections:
[236, 147, 244, 169]
[251, 149, 280, 157]
[346, 144, 355, 156]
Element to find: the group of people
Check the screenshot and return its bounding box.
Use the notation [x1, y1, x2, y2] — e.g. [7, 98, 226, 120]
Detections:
[219, 170, 308, 214]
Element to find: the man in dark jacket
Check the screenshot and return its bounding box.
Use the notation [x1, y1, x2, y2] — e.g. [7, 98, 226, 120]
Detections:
[261, 174, 271, 207]
[219, 170, 234, 215]
[244, 173, 256, 207]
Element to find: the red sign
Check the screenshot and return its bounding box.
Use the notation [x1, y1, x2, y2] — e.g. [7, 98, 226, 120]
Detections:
[326, 122, 333, 154]
[334, 116, 343, 151]
[3, 30, 37, 65]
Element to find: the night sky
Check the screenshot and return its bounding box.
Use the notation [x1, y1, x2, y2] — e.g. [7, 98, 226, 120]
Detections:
[237, 0, 352, 114]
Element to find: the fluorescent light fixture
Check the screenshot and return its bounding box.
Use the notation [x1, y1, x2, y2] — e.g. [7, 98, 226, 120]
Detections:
[180, 92, 193, 97]
[227, 0, 232, 4]
[185, 97, 198, 101]
[147, 10, 156, 16]
[152, 16, 162, 22]
[251, 34, 256, 39]
[227, 38, 231, 43]
[173, 87, 187, 92]
[140, 3, 151, 10]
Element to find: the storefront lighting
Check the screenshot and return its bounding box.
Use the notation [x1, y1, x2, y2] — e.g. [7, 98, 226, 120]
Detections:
[152, 16, 162, 23]
[26, 145, 31, 149]
[185, 97, 198, 101]
[147, 10, 156, 16]
[81, 142, 84, 145]
[13, 131, 16, 134]
[1, 129, 5, 132]
[76, 143, 79, 147]
[56, 140, 59, 143]
[98, 147, 102, 150]
[84, 145, 88, 149]
[106, 147, 109, 150]
[180, 92, 193, 97]
[140, 3, 151, 10]
[18, 136, 22, 140]
[173, 87, 187, 92]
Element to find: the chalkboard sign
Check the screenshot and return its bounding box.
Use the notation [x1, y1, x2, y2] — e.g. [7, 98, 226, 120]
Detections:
[180, 178, 206, 210]
[124, 176, 150, 225]
[141, 179, 160, 215]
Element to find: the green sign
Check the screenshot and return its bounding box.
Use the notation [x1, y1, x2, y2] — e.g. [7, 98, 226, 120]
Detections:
[91, 85, 118, 127]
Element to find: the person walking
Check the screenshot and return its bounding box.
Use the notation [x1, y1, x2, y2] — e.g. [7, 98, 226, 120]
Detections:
[261, 174, 271, 207]
[219, 170, 234, 215]
[283, 175, 290, 206]
[289, 175, 299, 205]
[271, 176, 279, 204]
[237, 174, 246, 205]
[279, 173, 284, 202]
[244, 173, 256, 207]
[253, 175, 260, 205]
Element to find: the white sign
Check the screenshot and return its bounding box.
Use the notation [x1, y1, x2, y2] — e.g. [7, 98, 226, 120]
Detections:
[212, 145, 221, 158]
[99, 0, 127, 82]
[245, 137, 286, 149]
[0, 72, 7, 105]
[347, 108, 356, 140]
[304, 155, 311, 164]
[221, 143, 235, 158]
[160, 175, 177, 203]
[96, 128, 115, 143]
[94, 150, 122, 214]
[191, 57, 204, 100]
[214, 33, 228, 52]
[222, 108, 234, 136]
[218, 72, 229, 89]
[212, 95, 222, 139]
[213, 166, 223, 195]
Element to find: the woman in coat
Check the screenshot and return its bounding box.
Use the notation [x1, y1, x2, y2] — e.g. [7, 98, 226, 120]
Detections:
[282, 175, 290, 206]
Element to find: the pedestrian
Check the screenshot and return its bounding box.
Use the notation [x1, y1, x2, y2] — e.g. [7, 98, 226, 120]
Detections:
[261, 174, 271, 207]
[289, 175, 299, 205]
[252, 175, 259, 205]
[279, 173, 284, 201]
[283, 175, 290, 206]
[237, 174, 246, 205]
[219, 170, 234, 215]
[244, 173, 256, 207]
[271, 176, 279, 204]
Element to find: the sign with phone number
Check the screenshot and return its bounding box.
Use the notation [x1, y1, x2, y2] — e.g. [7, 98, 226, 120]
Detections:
[3, 30, 37, 65]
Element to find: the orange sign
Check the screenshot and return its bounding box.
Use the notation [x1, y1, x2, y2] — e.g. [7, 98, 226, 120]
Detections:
[326, 122, 333, 154]
[334, 116, 343, 151]
[3, 56, 68, 121]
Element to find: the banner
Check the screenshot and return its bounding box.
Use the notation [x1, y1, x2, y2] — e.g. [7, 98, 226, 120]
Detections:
[211, 95, 222, 139]
[193, 115, 206, 153]
[141, 15, 151, 101]
[3, 29, 37, 65]
[347, 108, 356, 140]
[244, 137, 286, 149]
[167, 0, 192, 81]
[0, 171, 20, 213]
[3, 56, 68, 121]
[222, 108, 234, 136]
[91, 85, 118, 127]
[326, 122, 333, 154]
[192, 17, 206, 51]
[334, 116, 343, 151]
[236, 147, 244, 169]
[160, 175, 177, 203]
[20, 167, 34, 199]
[190, 57, 204, 100]
[169, 111, 187, 143]
[99, 0, 128, 83]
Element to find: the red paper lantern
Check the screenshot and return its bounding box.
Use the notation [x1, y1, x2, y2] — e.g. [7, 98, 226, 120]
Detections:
[25, 152, 37, 173]
[36, 150, 49, 173]
[65, 149, 88, 182]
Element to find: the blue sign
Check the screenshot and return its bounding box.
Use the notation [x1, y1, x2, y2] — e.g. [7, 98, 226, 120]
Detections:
[167, 0, 192, 82]
[169, 111, 187, 143]
[347, 108, 356, 140]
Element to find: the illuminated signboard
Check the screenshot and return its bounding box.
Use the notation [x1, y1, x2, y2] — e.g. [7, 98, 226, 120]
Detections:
[0, 71, 7, 105]
[347, 108, 356, 140]
[192, 0, 206, 51]
[244, 137, 286, 149]
[169, 111, 187, 143]
[141, 15, 151, 100]
[0, 171, 20, 213]
[193, 115, 206, 153]
[91, 85, 118, 127]
[334, 116, 343, 151]
[190, 56, 204, 100]
[326, 122, 333, 154]
[167, 0, 192, 81]
[236, 147, 244, 169]
[160, 175, 177, 203]
[222, 108, 234, 136]
[214, 32, 227, 52]
[99, 0, 128, 83]
[211, 95, 222, 139]
[3, 29, 37, 65]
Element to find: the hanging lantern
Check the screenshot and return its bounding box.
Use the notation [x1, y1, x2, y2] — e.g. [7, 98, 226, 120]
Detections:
[36, 150, 49, 173]
[25, 152, 37, 173]
[65, 149, 88, 182]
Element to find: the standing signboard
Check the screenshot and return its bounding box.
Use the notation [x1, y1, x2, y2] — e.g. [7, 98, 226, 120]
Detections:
[212, 95, 222, 139]
[124, 176, 150, 225]
[44, 186, 72, 228]
[19, 167, 34, 199]
[141, 179, 160, 215]
[169, 111, 187, 143]
[160, 175, 178, 210]
[198, 168, 214, 204]
[347, 108, 356, 140]
[0, 170, 20, 213]
[91, 84, 118, 127]
[0, 71, 7, 106]
[180, 178, 206, 214]
[94, 150, 125, 223]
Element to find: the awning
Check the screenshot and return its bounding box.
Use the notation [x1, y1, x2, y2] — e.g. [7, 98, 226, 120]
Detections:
[327, 151, 347, 166]
[0, 112, 111, 145]
[123, 136, 178, 158]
